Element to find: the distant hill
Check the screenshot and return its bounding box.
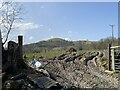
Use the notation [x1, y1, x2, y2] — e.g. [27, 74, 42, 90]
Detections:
[23, 37, 118, 53]
[23, 38, 74, 53]
[48, 38, 67, 42]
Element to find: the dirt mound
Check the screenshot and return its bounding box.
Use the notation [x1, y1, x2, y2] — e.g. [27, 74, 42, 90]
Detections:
[44, 52, 119, 88]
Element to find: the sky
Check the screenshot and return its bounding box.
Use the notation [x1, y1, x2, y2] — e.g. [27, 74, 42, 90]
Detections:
[7, 2, 118, 44]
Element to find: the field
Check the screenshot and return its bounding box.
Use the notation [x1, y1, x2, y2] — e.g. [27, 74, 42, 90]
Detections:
[25, 50, 66, 60]
[24, 49, 120, 88]
[24, 50, 102, 61]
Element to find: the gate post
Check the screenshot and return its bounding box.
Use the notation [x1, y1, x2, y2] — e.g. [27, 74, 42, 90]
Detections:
[18, 35, 23, 59]
[108, 44, 111, 71]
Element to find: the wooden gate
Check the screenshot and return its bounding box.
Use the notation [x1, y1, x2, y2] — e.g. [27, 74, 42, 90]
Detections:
[110, 46, 120, 72]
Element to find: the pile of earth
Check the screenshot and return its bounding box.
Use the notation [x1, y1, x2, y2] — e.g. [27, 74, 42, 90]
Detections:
[41, 51, 120, 89]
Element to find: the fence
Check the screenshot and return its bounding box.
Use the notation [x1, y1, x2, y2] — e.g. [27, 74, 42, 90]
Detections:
[108, 44, 120, 72]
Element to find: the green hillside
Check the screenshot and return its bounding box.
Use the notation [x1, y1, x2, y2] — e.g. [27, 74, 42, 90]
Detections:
[23, 38, 74, 53]
[23, 37, 118, 53]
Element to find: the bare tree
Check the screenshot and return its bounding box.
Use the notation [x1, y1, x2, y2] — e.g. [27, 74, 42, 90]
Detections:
[0, 1, 22, 45]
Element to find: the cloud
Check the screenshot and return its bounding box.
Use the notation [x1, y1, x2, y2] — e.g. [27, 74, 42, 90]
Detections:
[13, 22, 40, 31]
[64, 37, 69, 41]
[46, 36, 54, 40]
[11, 22, 42, 38]
[29, 36, 33, 40]
[1, 21, 41, 43]
[67, 30, 78, 37]
[50, 36, 54, 38]
[43, 35, 54, 41]
[39, 24, 44, 27]
[0, 18, 41, 31]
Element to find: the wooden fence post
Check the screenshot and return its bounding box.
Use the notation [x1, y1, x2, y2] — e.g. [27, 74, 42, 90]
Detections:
[108, 44, 111, 71]
[18, 35, 23, 59]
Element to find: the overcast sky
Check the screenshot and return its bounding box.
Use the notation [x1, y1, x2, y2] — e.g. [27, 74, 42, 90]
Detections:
[8, 2, 118, 44]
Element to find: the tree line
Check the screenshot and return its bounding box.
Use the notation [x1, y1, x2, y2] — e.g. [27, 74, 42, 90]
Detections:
[23, 37, 119, 53]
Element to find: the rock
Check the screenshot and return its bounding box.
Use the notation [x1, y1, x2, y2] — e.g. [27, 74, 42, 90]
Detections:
[65, 57, 75, 63]
[57, 54, 67, 60]
[3, 79, 25, 89]
[10, 73, 27, 80]
[66, 47, 77, 54]
[85, 55, 96, 60]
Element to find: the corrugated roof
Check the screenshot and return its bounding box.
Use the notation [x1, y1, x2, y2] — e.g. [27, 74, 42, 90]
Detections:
[27, 74, 58, 88]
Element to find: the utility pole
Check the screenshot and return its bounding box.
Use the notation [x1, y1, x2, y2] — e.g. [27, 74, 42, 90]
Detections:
[109, 25, 115, 45]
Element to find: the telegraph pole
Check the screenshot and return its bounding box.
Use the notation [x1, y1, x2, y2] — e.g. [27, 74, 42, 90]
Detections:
[109, 25, 115, 45]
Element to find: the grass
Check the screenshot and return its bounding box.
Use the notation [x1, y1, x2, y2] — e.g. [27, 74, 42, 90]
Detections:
[24, 50, 66, 61]
[24, 50, 102, 61]
[112, 72, 120, 77]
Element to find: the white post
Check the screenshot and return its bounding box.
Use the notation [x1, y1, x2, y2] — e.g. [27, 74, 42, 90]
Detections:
[111, 49, 115, 72]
